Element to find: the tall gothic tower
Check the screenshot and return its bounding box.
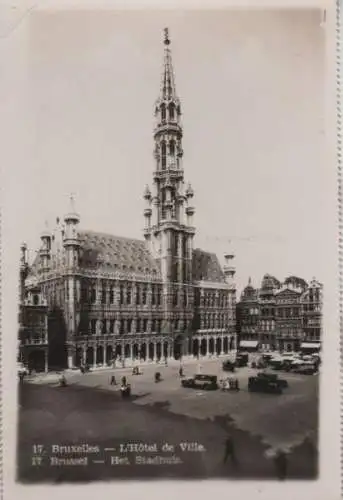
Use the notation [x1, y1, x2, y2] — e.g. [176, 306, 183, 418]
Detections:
[144, 28, 196, 287]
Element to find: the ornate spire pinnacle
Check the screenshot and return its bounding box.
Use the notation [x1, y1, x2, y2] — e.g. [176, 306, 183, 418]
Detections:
[64, 192, 80, 223]
[248, 276, 252, 286]
[159, 27, 178, 102]
[164, 27, 170, 45]
[41, 219, 51, 240]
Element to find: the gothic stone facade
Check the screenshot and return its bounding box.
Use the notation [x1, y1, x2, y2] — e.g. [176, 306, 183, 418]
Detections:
[236, 275, 323, 353]
[21, 31, 236, 371]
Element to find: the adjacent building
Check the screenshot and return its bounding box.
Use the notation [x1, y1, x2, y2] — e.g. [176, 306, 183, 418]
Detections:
[18, 244, 49, 372]
[19, 29, 236, 372]
[236, 275, 323, 353]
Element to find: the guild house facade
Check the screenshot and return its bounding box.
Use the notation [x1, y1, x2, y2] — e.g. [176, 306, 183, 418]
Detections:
[236, 275, 323, 353]
[19, 29, 236, 372]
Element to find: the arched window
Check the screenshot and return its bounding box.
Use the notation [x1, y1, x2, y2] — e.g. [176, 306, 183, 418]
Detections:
[169, 140, 175, 157]
[161, 142, 167, 169]
[169, 103, 175, 120]
[161, 104, 166, 121]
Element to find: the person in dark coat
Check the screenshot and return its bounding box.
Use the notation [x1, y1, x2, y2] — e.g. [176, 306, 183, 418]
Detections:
[223, 435, 238, 467]
[274, 450, 288, 480]
[110, 375, 116, 385]
[179, 366, 184, 378]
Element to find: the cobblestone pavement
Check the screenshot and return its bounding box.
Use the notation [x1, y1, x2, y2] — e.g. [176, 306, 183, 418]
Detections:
[27, 357, 318, 451]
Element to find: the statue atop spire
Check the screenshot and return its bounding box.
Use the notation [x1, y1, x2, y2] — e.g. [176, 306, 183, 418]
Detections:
[164, 27, 170, 45]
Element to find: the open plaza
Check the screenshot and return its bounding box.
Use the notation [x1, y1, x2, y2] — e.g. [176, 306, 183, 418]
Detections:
[17, 356, 318, 482]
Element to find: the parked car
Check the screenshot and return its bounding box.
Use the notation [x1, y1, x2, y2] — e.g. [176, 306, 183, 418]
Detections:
[292, 363, 317, 375]
[269, 359, 284, 371]
[257, 371, 288, 389]
[181, 374, 218, 391]
[222, 359, 235, 372]
[235, 353, 249, 367]
[248, 375, 283, 394]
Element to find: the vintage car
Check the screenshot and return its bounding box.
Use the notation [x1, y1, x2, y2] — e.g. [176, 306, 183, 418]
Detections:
[235, 353, 249, 367]
[181, 374, 218, 391]
[291, 363, 317, 375]
[256, 371, 288, 389]
[248, 375, 284, 394]
[222, 359, 236, 372]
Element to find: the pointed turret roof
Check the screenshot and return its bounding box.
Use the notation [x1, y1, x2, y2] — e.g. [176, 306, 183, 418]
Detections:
[157, 28, 180, 104]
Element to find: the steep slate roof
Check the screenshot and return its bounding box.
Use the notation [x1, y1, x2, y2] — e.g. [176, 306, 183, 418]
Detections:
[192, 248, 226, 283]
[27, 230, 226, 284]
[78, 231, 161, 276]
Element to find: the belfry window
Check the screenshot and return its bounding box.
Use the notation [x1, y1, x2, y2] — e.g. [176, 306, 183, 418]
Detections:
[161, 104, 166, 121]
[169, 103, 175, 120]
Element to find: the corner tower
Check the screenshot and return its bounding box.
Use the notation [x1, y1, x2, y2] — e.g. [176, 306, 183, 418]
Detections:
[144, 28, 196, 285]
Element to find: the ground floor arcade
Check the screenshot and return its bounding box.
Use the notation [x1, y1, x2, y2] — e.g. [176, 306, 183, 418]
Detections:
[20, 346, 48, 373]
[67, 333, 236, 369]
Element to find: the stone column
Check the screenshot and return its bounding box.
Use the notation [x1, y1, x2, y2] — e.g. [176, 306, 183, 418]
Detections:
[153, 342, 157, 361]
[82, 347, 87, 365]
[93, 346, 97, 368]
[103, 345, 106, 366]
[121, 342, 125, 364]
[220, 335, 224, 355]
[170, 342, 174, 359]
[206, 336, 209, 356]
[44, 349, 48, 373]
[67, 348, 74, 369]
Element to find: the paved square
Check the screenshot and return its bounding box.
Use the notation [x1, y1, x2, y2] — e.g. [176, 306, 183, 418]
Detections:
[18, 358, 318, 481]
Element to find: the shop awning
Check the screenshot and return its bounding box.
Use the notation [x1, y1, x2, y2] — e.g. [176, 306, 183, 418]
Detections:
[300, 342, 321, 350]
[239, 340, 259, 348]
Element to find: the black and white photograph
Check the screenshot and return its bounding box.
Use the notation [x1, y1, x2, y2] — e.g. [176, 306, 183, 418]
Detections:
[1, 3, 340, 497]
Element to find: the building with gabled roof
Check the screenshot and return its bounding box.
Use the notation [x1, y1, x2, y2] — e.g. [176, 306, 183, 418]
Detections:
[236, 274, 322, 353]
[20, 29, 236, 371]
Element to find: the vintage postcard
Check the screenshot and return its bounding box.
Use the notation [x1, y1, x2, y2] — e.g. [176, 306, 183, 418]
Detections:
[1, 2, 340, 499]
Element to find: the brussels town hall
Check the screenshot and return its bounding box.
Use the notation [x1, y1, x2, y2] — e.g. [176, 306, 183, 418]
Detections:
[19, 30, 236, 372]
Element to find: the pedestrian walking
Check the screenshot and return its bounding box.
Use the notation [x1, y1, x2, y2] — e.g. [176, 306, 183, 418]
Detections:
[179, 366, 184, 378]
[110, 375, 116, 385]
[223, 435, 238, 468]
[273, 450, 288, 480]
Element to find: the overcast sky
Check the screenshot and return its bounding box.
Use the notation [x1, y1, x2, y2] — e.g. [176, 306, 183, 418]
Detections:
[3, 9, 331, 294]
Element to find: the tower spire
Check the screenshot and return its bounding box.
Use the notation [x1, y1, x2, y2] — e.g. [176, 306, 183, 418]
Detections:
[160, 27, 177, 102]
